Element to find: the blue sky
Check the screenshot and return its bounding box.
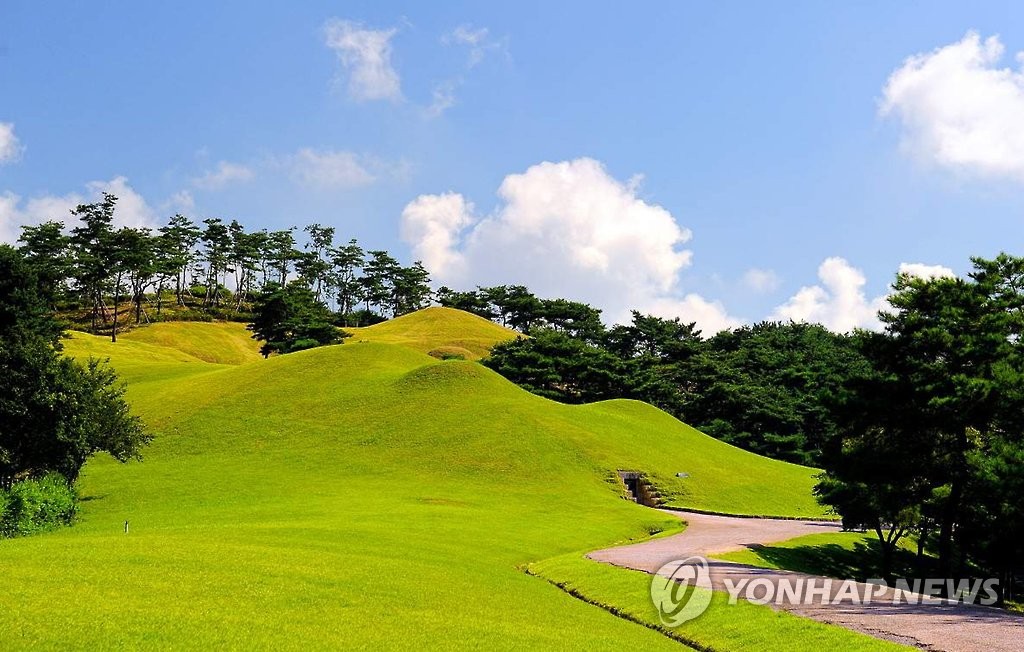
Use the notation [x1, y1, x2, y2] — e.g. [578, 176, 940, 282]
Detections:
[2, 1, 1024, 332]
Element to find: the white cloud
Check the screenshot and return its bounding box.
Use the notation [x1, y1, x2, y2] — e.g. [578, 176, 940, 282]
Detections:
[0, 123, 23, 164]
[898, 262, 956, 280]
[644, 295, 742, 335]
[324, 19, 402, 102]
[192, 161, 255, 190]
[89, 177, 158, 229]
[400, 157, 739, 334]
[427, 24, 508, 118]
[447, 24, 488, 46]
[0, 176, 158, 243]
[742, 268, 781, 293]
[773, 260, 961, 333]
[287, 148, 375, 189]
[163, 190, 195, 213]
[773, 257, 887, 332]
[881, 31, 1024, 181]
[401, 192, 474, 280]
[442, 24, 506, 67]
[0, 192, 26, 243]
[425, 80, 458, 118]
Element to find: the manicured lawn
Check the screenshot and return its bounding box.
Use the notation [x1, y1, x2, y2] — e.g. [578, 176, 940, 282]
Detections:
[529, 553, 912, 651]
[341, 306, 520, 359]
[718, 531, 925, 581]
[2, 312, 865, 649]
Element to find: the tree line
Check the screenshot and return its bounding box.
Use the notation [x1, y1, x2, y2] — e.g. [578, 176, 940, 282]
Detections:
[817, 255, 1024, 593]
[14, 193, 1024, 596]
[441, 284, 864, 467]
[447, 257, 1024, 598]
[15, 194, 433, 341]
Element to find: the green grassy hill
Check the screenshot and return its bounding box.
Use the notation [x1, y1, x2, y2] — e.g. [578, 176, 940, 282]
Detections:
[0, 309, 890, 650]
[342, 306, 519, 359]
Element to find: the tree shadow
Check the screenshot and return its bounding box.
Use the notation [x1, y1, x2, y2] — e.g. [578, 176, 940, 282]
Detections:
[743, 538, 933, 581]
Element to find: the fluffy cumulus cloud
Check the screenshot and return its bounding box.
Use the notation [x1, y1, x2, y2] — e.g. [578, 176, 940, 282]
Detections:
[324, 19, 401, 102]
[401, 192, 474, 280]
[0, 176, 158, 243]
[287, 148, 375, 188]
[898, 262, 955, 280]
[192, 161, 255, 190]
[0, 122, 23, 164]
[773, 258, 960, 333]
[400, 158, 740, 334]
[881, 31, 1024, 181]
[773, 257, 887, 333]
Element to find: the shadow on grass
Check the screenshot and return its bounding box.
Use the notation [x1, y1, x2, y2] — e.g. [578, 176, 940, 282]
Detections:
[743, 538, 932, 582]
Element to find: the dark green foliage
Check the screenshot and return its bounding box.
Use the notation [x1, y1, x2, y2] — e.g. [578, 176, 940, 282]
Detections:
[484, 304, 861, 466]
[688, 322, 869, 465]
[816, 255, 1024, 592]
[484, 329, 627, 403]
[436, 286, 495, 319]
[17, 221, 71, 308]
[297, 223, 335, 304]
[248, 283, 347, 357]
[17, 204, 430, 333]
[0, 472, 77, 538]
[393, 262, 433, 316]
[0, 343, 152, 481]
[157, 213, 201, 308]
[114, 226, 156, 335]
[68, 193, 117, 334]
[0, 245, 65, 347]
[332, 239, 366, 324]
[438, 285, 605, 342]
[342, 309, 387, 327]
[0, 246, 152, 483]
[200, 218, 231, 308]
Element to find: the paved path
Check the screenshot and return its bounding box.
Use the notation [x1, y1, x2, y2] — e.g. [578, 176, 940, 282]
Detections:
[589, 510, 1024, 651]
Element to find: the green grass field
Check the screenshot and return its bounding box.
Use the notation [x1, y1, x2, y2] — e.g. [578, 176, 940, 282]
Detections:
[0, 309, 897, 649]
[718, 531, 924, 581]
[341, 306, 520, 359]
[528, 554, 908, 651]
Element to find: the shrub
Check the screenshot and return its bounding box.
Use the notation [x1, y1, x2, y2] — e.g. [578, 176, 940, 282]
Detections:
[428, 346, 472, 361]
[289, 338, 322, 353]
[341, 309, 386, 327]
[0, 473, 77, 538]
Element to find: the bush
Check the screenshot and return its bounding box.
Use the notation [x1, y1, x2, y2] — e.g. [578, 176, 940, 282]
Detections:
[428, 346, 472, 361]
[341, 309, 386, 327]
[0, 473, 77, 538]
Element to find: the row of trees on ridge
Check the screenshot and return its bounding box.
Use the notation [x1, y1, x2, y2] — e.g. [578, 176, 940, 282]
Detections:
[16, 194, 433, 341]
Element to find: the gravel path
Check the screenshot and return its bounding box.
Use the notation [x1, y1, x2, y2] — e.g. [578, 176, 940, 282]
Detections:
[589, 510, 1024, 651]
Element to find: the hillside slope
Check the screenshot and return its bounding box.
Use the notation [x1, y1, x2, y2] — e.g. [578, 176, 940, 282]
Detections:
[342, 306, 519, 359]
[0, 311, 870, 650]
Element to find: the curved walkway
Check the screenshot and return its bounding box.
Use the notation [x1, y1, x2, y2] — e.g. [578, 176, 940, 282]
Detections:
[589, 510, 1024, 651]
